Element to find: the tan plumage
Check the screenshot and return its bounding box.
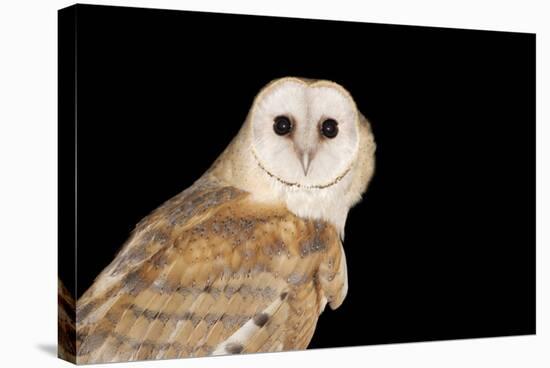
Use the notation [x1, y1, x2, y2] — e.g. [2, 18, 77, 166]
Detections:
[73, 77, 376, 363]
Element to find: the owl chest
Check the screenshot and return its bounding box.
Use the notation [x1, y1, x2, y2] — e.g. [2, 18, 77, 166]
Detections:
[165, 205, 340, 348]
[177, 204, 339, 285]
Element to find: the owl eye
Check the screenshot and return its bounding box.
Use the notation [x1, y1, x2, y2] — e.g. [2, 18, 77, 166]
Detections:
[321, 119, 338, 138]
[273, 116, 292, 136]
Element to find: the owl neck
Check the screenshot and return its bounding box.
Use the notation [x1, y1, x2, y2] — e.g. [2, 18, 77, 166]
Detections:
[280, 186, 352, 238]
[207, 134, 354, 238]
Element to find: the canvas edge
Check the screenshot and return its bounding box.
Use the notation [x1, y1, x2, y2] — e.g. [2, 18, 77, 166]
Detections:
[58, 4, 77, 365]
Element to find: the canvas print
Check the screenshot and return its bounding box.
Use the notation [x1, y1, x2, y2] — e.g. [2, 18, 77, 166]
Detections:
[58, 4, 536, 364]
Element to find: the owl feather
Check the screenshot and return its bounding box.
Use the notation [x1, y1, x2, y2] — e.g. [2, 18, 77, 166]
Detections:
[66, 77, 375, 364]
[76, 176, 347, 363]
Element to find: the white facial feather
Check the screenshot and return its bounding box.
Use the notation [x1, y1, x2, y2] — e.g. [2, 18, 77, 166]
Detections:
[209, 77, 376, 236]
[251, 81, 359, 188]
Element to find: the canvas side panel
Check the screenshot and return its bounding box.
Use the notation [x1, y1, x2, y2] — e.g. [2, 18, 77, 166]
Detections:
[58, 5, 77, 364]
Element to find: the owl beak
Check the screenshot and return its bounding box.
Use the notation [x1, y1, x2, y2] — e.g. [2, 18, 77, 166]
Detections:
[300, 151, 312, 176]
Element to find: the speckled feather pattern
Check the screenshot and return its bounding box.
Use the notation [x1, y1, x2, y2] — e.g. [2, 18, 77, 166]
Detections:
[68, 77, 376, 364]
[76, 176, 347, 364]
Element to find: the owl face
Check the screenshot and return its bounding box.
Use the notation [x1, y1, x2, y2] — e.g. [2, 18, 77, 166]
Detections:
[250, 78, 360, 190]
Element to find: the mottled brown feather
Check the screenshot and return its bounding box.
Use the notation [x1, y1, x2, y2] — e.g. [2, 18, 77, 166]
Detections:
[58, 278, 76, 363]
[76, 176, 346, 364]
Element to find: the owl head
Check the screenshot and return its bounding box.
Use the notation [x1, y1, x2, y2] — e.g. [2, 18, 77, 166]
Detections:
[211, 77, 376, 234]
[248, 77, 367, 191]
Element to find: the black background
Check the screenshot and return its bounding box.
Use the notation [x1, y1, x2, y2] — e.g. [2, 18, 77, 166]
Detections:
[59, 4, 535, 349]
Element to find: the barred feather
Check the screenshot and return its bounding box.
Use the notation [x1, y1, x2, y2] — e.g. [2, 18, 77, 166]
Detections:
[75, 176, 347, 364]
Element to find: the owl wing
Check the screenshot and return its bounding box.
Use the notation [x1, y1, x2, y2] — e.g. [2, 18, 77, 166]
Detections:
[76, 177, 347, 364]
[58, 278, 76, 362]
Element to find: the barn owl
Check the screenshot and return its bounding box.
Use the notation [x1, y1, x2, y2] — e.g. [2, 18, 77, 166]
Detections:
[72, 77, 376, 363]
